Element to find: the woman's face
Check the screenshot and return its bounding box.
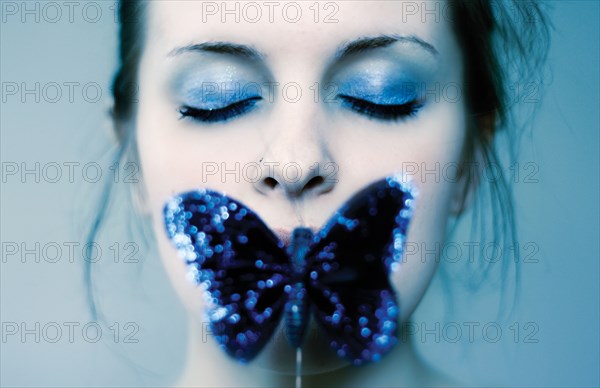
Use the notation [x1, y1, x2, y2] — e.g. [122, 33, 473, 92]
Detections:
[134, 0, 466, 374]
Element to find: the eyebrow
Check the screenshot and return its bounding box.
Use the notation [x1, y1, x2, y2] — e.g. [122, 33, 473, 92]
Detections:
[334, 34, 438, 61]
[168, 34, 437, 63]
[168, 41, 265, 61]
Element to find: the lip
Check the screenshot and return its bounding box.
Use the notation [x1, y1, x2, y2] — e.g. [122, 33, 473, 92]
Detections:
[274, 226, 319, 247]
[274, 228, 292, 246]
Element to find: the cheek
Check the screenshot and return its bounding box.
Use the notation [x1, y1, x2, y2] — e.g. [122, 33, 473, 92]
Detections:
[393, 188, 454, 322]
[154, 213, 206, 318]
[391, 105, 468, 321]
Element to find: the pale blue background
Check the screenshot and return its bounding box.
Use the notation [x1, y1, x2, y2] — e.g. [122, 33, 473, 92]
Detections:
[1, 1, 598, 386]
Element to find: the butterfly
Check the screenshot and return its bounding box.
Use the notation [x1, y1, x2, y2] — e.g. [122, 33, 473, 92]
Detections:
[163, 172, 417, 365]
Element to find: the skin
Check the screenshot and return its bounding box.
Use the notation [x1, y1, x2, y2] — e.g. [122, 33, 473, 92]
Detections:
[131, 1, 467, 386]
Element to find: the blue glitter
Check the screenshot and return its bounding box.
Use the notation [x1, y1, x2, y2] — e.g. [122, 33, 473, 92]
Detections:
[162, 172, 417, 365]
[236, 333, 248, 346]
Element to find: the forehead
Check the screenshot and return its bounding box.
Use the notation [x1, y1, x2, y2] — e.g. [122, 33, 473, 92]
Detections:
[146, 1, 455, 62]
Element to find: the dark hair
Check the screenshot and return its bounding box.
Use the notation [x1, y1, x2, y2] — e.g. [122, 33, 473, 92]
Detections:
[446, 0, 551, 315]
[86, 0, 551, 320]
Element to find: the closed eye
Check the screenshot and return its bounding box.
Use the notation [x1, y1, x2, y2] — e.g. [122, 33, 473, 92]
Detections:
[178, 96, 262, 123]
[338, 95, 423, 121]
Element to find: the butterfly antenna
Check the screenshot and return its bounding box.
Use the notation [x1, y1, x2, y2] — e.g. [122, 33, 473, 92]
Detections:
[295, 347, 302, 388]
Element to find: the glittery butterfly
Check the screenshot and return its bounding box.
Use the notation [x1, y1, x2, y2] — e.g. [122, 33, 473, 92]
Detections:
[163, 172, 417, 365]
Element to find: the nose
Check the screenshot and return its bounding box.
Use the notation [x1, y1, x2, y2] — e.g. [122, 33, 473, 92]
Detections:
[257, 160, 335, 198]
[254, 129, 337, 199]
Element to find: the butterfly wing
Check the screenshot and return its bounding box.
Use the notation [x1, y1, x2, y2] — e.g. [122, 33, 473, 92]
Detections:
[306, 173, 417, 365]
[163, 189, 291, 362]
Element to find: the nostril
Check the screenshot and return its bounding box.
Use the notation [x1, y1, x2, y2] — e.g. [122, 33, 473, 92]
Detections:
[304, 176, 324, 191]
[264, 177, 278, 189]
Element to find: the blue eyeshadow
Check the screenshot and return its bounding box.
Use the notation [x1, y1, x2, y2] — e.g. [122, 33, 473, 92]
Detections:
[335, 74, 420, 105]
[181, 81, 262, 109]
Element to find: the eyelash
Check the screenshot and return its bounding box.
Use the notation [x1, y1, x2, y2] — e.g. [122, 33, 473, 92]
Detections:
[178, 96, 262, 123]
[337, 95, 423, 121]
[177, 94, 422, 124]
